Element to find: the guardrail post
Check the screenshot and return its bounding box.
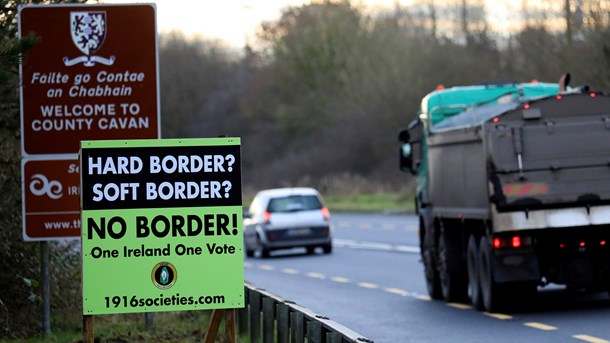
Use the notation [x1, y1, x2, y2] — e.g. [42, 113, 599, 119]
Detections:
[245, 283, 372, 343]
[262, 297, 275, 343]
[290, 311, 305, 343]
[237, 288, 249, 336]
[306, 321, 322, 343]
[326, 331, 342, 343]
[249, 289, 261, 343]
[276, 303, 289, 343]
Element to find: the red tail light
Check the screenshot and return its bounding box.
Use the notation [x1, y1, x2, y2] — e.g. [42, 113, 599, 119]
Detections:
[492, 235, 530, 249]
[263, 211, 271, 225]
[512, 236, 521, 248]
[321, 207, 330, 222]
[601, 241, 606, 246]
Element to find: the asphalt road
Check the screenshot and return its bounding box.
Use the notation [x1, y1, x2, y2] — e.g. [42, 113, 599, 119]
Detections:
[244, 213, 610, 343]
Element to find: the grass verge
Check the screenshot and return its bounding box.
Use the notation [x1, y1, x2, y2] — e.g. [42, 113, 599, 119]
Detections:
[324, 192, 414, 213]
[0, 311, 235, 343]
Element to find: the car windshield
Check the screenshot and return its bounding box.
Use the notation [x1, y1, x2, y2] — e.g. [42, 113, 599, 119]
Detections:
[267, 195, 322, 213]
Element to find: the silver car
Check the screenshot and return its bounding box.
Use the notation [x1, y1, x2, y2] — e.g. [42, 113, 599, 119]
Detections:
[243, 187, 333, 258]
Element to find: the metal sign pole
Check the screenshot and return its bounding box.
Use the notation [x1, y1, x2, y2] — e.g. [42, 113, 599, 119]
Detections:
[41, 241, 51, 334]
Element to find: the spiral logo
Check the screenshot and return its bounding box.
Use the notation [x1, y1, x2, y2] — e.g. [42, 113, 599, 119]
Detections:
[30, 174, 63, 199]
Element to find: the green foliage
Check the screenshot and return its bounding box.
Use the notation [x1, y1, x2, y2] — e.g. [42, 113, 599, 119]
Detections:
[325, 192, 414, 213]
[159, 33, 245, 139]
[0, 0, 86, 338]
[0, 311, 222, 343]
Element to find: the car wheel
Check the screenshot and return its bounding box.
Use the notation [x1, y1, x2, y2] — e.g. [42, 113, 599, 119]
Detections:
[322, 243, 332, 254]
[256, 235, 270, 258]
[467, 235, 483, 310]
[306, 246, 316, 255]
[245, 247, 255, 258]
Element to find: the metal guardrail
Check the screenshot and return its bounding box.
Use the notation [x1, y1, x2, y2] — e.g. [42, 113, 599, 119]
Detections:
[238, 282, 374, 343]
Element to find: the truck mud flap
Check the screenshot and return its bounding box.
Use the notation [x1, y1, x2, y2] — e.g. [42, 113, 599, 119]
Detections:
[492, 250, 540, 284]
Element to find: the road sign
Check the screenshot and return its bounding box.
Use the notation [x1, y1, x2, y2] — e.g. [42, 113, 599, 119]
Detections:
[19, 3, 161, 241]
[22, 158, 81, 240]
[19, 4, 160, 156]
[80, 138, 243, 315]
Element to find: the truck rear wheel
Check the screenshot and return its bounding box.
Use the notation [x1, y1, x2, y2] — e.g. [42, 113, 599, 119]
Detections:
[438, 229, 468, 302]
[479, 236, 503, 312]
[467, 235, 483, 310]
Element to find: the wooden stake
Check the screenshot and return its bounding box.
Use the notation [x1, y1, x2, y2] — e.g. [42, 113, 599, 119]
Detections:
[203, 309, 238, 343]
[225, 309, 237, 343]
[204, 309, 225, 343]
[83, 315, 94, 343]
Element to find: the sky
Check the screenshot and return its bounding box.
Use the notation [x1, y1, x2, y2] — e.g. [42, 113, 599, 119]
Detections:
[94, 0, 517, 47]
[95, 0, 410, 47]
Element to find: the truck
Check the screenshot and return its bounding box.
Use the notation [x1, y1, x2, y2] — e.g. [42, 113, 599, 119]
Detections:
[398, 76, 610, 311]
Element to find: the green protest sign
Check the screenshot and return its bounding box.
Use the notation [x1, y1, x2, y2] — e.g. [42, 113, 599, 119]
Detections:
[80, 138, 243, 315]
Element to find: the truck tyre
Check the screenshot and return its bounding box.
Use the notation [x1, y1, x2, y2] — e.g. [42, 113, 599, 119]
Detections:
[467, 235, 483, 310]
[478, 236, 502, 312]
[422, 232, 443, 299]
[438, 229, 468, 302]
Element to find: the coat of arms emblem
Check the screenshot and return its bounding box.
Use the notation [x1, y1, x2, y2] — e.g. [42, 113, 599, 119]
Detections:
[63, 11, 115, 67]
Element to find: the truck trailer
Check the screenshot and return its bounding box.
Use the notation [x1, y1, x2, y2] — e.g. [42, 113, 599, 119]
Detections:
[398, 77, 610, 311]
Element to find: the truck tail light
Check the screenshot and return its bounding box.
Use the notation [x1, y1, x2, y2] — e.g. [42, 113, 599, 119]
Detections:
[512, 236, 521, 248]
[492, 235, 530, 249]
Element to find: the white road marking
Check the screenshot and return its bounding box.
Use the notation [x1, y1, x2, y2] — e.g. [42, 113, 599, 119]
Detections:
[333, 239, 420, 254]
[282, 268, 299, 275]
[385, 288, 408, 296]
[306, 272, 326, 279]
[331, 276, 351, 283]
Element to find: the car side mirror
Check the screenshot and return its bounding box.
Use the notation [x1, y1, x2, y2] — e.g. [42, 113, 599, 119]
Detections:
[398, 128, 410, 144]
